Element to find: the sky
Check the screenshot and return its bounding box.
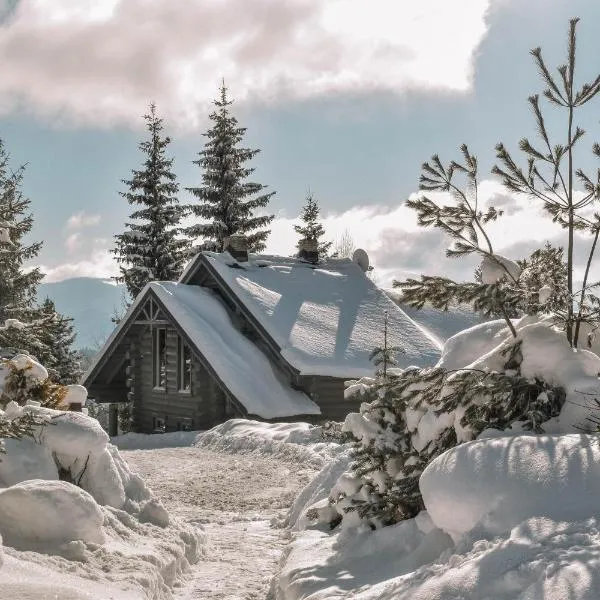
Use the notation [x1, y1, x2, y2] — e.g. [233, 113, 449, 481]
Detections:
[3, 0, 600, 288]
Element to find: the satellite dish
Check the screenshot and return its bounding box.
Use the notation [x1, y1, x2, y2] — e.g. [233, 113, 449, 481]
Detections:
[352, 248, 370, 272]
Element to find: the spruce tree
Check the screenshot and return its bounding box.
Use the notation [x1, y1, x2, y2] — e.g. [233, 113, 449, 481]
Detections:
[0, 143, 49, 358]
[184, 83, 275, 253]
[294, 192, 332, 256]
[0, 149, 43, 325]
[36, 298, 82, 385]
[112, 103, 189, 300]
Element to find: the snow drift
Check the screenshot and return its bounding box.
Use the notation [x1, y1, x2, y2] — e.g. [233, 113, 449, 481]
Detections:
[0, 354, 203, 600]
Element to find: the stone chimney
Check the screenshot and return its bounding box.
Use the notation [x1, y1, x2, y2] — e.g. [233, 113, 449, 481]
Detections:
[298, 237, 319, 264]
[223, 234, 249, 262]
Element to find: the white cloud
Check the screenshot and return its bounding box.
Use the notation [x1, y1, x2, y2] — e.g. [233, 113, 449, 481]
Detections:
[44, 178, 597, 289]
[66, 211, 101, 229]
[0, 0, 497, 128]
[40, 238, 118, 282]
[64, 232, 81, 254]
[265, 180, 592, 288]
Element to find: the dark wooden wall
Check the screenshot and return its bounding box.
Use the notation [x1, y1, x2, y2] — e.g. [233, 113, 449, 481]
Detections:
[299, 375, 362, 422]
[133, 325, 243, 433]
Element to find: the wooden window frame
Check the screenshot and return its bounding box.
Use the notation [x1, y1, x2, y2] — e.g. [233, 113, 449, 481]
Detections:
[153, 327, 167, 390]
[177, 336, 192, 394]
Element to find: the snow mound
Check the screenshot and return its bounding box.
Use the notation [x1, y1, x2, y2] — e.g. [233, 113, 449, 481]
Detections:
[0, 480, 105, 549]
[0, 400, 203, 599]
[112, 430, 200, 450]
[480, 253, 521, 284]
[286, 451, 352, 531]
[421, 433, 600, 542]
[195, 419, 340, 467]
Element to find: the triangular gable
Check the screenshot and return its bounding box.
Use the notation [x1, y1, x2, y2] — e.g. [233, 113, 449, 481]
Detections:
[83, 282, 320, 419]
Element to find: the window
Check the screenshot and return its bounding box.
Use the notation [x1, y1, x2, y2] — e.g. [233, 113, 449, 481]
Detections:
[153, 328, 167, 389]
[178, 336, 192, 392]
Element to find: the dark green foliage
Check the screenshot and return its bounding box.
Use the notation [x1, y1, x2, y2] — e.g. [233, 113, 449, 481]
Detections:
[397, 243, 569, 324]
[183, 83, 275, 253]
[0, 411, 46, 452]
[0, 143, 43, 325]
[340, 345, 565, 527]
[118, 402, 134, 433]
[294, 192, 332, 256]
[369, 311, 403, 378]
[113, 103, 190, 299]
[36, 298, 82, 385]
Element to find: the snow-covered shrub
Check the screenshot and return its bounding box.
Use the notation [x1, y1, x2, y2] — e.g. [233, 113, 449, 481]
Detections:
[0, 353, 67, 409]
[322, 317, 590, 530]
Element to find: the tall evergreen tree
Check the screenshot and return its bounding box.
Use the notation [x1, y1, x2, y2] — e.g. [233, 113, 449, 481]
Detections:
[36, 298, 82, 385]
[294, 192, 332, 256]
[112, 103, 189, 299]
[184, 83, 275, 253]
[0, 147, 43, 325]
[0, 143, 50, 357]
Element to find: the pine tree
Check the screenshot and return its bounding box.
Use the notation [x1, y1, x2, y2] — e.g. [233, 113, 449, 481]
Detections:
[395, 20, 600, 349]
[0, 147, 43, 325]
[294, 192, 332, 256]
[36, 298, 82, 385]
[0, 142, 49, 358]
[184, 83, 275, 253]
[112, 103, 189, 300]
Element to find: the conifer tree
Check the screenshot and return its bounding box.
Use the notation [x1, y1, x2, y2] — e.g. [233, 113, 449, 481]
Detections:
[36, 298, 82, 385]
[294, 192, 332, 256]
[0, 143, 50, 357]
[395, 19, 600, 349]
[184, 83, 275, 253]
[113, 103, 189, 300]
[0, 148, 43, 325]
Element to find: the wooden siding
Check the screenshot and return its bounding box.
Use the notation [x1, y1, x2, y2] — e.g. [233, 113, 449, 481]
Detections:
[133, 325, 243, 433]
[300, 375, 362, 422]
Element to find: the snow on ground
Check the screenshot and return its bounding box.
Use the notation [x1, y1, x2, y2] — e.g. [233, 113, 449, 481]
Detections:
[276, 433, 600, 600]
[121, 439, 322, 599]
[193, 418, 341, 468]
[0, 358, 203, 600]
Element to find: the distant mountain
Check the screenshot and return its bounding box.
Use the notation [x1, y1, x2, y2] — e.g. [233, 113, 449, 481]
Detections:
[39, 278, 127, 349]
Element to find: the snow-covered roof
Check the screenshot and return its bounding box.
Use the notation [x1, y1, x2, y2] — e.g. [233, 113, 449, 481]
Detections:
[84, 282, 320, 420]
[196, 253, 442, 378]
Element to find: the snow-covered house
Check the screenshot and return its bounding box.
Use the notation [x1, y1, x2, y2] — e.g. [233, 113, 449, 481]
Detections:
[83, 244, 442, 433]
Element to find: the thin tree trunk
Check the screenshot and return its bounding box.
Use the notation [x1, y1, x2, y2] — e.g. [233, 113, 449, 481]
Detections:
[566, 103, 574, 347]
[573, 226, 600, 348]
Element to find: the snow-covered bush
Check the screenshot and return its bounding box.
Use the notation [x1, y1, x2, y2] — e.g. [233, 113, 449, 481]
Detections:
[320, 316, 600, 530]
[0, 352, 202, 598]
[0, 353, 68, 409]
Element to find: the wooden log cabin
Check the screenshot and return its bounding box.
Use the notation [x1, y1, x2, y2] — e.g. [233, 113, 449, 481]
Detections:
[82, 238, 442, 433]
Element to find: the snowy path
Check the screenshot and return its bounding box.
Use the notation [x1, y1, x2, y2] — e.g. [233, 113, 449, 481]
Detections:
[122, 447, 317, 600]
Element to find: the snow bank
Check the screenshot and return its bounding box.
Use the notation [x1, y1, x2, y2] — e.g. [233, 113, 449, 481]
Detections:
[0, 480, 105, 549]
[285, 451, 352, 531]
[195, 419, 341, 468]
[421, 433, 600, 542]
[112, 430, 200, 450]
[0, 399, 203, 599]
[278, 433, 600, 600]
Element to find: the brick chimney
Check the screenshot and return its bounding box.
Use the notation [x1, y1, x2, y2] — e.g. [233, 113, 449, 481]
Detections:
[298, 237, 319, 264]
[223, 234, 249, 262]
